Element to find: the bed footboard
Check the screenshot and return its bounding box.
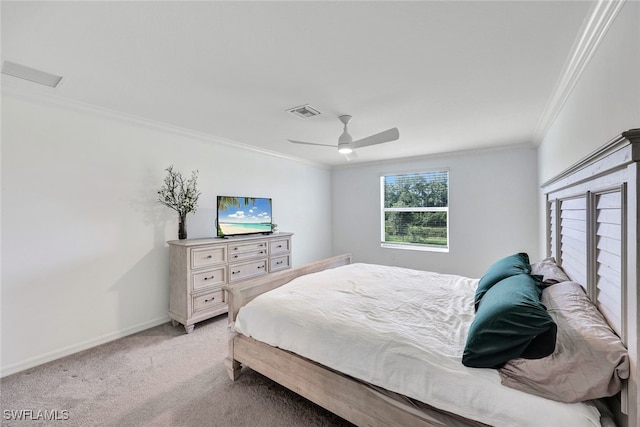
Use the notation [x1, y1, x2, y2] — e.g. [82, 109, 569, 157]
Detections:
[223, 253, 352, 381]
[228, 334, 449, 427]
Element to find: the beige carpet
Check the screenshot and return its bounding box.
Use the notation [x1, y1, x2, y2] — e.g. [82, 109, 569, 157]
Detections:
[0, 315, 354, 427]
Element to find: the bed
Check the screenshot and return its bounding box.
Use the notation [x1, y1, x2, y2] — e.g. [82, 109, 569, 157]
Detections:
[223, 128, 640, 427]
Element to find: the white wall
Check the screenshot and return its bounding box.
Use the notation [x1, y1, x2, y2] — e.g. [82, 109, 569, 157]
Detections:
[1, 94, 333, 376]
[537, 1, 640, 256]
[331, 146, 539, 278]
[538, 1, 639, 183]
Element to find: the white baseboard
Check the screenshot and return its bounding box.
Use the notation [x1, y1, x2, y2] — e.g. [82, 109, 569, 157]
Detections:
[0, 316, 170, 378]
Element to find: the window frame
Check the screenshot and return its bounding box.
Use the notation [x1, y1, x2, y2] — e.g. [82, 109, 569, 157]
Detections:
[380, 170, 450, 253]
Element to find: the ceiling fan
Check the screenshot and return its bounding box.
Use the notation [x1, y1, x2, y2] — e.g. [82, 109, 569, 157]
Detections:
[288, 115, 399, 161]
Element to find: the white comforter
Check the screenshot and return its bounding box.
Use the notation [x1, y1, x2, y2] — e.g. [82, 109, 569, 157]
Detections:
[234, 263, 601, 426]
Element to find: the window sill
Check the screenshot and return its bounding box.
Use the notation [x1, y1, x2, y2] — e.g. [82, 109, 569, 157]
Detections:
[381, 242, 449, 253]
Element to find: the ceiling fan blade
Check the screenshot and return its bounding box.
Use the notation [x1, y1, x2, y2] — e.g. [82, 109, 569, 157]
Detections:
[343, 150, 358, 161]
[288, 139, 336, 148]
[351, 128, 399, 149]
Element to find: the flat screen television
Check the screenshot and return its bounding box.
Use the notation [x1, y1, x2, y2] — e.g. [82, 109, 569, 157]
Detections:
[216, 196, 273, 237]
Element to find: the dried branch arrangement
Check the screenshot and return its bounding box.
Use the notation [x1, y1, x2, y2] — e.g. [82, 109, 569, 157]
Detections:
[158, 165, 200, 238]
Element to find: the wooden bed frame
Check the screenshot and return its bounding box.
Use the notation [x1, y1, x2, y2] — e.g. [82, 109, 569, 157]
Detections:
[224, 128, 640, 427]
[224, 254, 455, 427]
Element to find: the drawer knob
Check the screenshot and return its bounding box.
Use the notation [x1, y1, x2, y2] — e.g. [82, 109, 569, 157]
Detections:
[257, 265, 264, 269]
[276, 261, 283, 265]
[206, 255, 213, 259]
[232, 270, 240, 275]
[204, 276, 215, 281]
[204, 297, 216, 303]
[233, 255, 238, 259]
[277, 245, 282, 248]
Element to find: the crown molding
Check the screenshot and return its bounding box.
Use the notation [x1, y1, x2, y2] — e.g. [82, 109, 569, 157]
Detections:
[533, 0, 626, 145]
[1, 83, 330, 170]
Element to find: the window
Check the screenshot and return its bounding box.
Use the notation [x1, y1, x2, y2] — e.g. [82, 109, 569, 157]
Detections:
[381, 171, 449, 251]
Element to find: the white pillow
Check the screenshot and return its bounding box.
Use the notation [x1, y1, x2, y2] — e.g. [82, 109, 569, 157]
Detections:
[530, 257, 570, 286]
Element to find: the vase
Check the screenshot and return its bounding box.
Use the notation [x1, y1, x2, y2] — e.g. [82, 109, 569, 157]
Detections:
[178, 215, 187, 240]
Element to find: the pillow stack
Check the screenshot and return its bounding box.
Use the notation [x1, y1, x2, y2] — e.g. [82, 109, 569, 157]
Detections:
[462, 253, 557, 368]
[499, 281, 629, 402]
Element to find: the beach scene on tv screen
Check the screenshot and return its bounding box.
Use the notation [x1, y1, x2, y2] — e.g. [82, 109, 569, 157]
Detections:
[218, 197, 272, 235]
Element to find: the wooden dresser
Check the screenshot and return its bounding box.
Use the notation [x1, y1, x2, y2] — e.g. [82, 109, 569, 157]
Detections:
[167, 232, 293, 333]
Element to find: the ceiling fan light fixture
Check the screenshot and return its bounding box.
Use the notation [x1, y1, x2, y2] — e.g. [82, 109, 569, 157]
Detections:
[288, 113, 398, 161]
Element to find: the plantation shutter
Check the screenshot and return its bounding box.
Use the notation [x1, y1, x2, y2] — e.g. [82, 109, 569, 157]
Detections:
[594, 189, 624, 337]
[559, 196, 587, 286]
[548, 199, 558, 258]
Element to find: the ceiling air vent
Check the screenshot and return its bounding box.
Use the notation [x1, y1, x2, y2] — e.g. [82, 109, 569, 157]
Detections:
[1, 60, 63, 88]
[286, 104, 321, 119]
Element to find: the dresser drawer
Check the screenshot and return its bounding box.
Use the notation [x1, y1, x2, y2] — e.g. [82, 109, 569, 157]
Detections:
[192, 290, 225, 314]
[192, 266, 226, 290]
[229, 259, 268, 282]
[191, 246, 226, 269]
[228, 247, 268, 263]
[228, 240, 268, 255]
[269, 254, 291, 272]
[269, 238, 291, 255]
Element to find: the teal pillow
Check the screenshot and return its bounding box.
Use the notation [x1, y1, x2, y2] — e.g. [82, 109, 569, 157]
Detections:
[463, 273, 556, 368]
[474, 253, 531, 310]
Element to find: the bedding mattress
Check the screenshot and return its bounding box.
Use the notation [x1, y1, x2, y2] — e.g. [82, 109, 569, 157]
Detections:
[233, 263, 602, 427]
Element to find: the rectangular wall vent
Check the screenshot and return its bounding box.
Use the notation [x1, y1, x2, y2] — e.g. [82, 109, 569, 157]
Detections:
[1, 60, 63, 88]
[286, 104, 321, 119]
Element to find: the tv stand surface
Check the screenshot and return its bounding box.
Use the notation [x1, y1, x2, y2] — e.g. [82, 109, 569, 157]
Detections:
[167, 232, 293, 333]
[218, 231, 274, 238]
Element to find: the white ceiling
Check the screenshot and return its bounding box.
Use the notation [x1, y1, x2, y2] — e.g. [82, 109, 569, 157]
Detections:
[1, 1, 595, 166]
